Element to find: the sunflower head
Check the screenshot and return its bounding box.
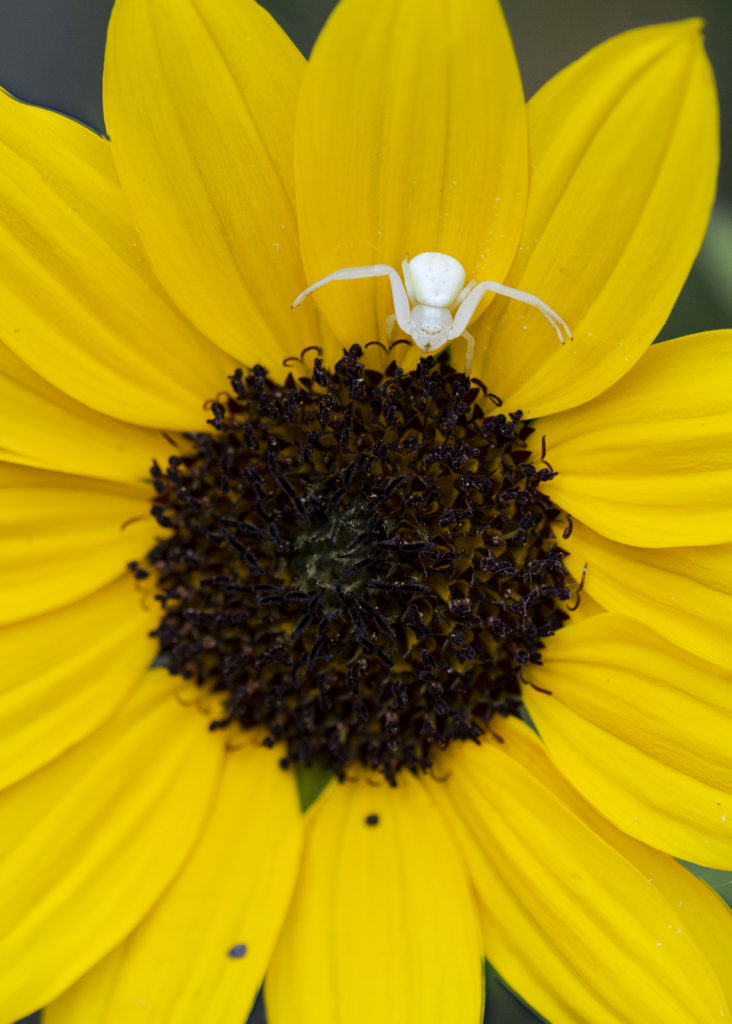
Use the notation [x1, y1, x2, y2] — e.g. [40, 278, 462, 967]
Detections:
[141, 345, 571, 781]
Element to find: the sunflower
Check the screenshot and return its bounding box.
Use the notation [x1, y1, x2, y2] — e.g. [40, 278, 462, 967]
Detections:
[1, 0, 730, 1021]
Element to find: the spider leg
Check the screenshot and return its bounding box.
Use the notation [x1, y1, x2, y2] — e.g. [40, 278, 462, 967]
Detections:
[450, 280, 572, 344]
[453, 280, 477, 308]
[292, 264, 413, 337]
[461, 329, 475, 375]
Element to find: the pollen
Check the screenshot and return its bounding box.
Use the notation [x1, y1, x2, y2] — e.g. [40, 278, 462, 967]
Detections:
[137, 347, 573, 782]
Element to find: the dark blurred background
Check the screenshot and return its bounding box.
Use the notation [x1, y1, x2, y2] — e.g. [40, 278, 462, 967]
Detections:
[2, 0, 729, 1022]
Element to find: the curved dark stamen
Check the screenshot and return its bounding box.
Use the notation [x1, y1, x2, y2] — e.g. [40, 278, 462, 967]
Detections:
[566, 562, 588, 612]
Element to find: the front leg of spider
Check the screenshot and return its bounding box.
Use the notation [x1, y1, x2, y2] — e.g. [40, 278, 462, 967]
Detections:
[292, 263, 413, 337]
[449, 279, 572, 347]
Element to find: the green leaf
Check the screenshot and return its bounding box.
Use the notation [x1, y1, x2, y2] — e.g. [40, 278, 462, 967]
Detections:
[484, 960, 548, 1023]
[683, 861, 732, 909]
[294, 762, 332, 812]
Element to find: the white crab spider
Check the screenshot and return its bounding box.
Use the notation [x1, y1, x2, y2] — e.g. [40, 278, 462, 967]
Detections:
[292, 252, 571, 374]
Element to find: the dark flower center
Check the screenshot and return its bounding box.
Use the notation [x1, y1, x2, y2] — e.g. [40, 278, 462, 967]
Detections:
[133, 346, 572, 782]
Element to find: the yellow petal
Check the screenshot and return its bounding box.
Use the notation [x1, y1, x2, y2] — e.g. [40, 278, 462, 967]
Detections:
[266, 770, 483, 1024]
[0, 463, 158, 624]
[0, 341, 179, 484]
[500, 716, 732, 1013]
[601, 845, 732, 1015]
[294, 0, 527, 350]
[427, 719, 729, 1024]
[46, 741, 303, 1024]
[104, 0, 319, 368]
[0, 87, 233, 429]
[0, 575, 158, 790]
[566, 583, 606, 623]
[48, 942, 129, 1022]
[474, 22, 719, 417]
[0, 670, 224, 1023]
[540, 331, 732, 546]
[473, 717, 732, 1018]
[524, 613, 732, 867]
[563, 518, 732, 668]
